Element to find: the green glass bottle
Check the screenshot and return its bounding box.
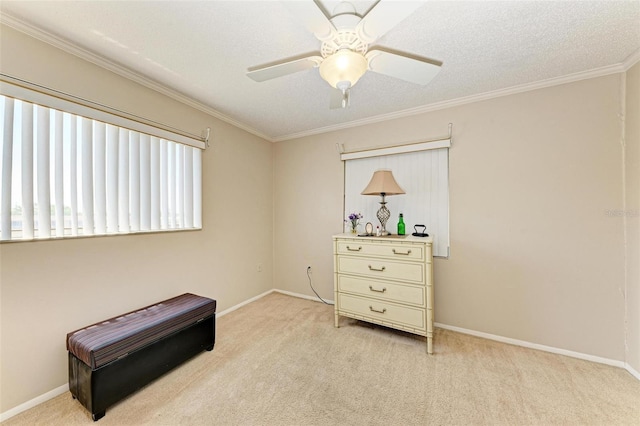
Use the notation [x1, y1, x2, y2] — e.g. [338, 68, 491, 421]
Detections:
[397, 213, 405, 235]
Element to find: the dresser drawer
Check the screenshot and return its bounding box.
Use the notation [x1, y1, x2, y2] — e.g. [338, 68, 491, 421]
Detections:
[337, 256, 425, 284]
[336, 240, 426, 262]
[338, 293, 426, 330]
[337, 275, 425, 307]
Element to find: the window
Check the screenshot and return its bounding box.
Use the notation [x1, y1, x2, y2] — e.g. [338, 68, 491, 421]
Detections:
[343, 140, 450, 257]
[0, 82, 204, 242]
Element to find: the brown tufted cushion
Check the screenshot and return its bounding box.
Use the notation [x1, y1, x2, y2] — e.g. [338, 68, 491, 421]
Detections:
[67, 293, 216, 369]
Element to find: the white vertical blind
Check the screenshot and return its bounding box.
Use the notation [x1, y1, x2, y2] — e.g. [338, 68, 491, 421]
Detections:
[176, 144, 184, 228]
[150, 136, 160, 230]
[53, 110, 64, 237]
[139, 133, 151, 231]
[193, 149, 202, 228]
[183, 146, 194, 228]
[106, 124, 119, 233]
[36, 105, 51, 237]
[160, 139, 168, 229]
[168, 142, 176, 228]
[69, 114, 78, 235]
[81, 117, 94, 235]
[0, 94, 204, 241]
[1, 97, 13, 240]
[22, 102, 34, 239]
[118, 128, 129, 231]
[129, 131, 140, 232]
[94, 121, 106, 235]
[344, 145, 450, 257]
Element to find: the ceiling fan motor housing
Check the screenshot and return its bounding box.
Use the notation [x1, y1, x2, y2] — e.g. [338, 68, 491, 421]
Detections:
[320, 30, 367, 58]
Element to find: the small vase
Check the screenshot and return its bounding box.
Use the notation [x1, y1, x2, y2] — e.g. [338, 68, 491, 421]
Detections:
[350, 221, 359, 234]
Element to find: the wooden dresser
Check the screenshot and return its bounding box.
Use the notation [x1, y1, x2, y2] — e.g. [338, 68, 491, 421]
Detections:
[332, 233, 434, 354]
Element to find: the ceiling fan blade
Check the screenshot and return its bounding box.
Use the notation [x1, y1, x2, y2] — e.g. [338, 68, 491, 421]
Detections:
[366, 49, 441, 86]
[329, 87, 350, 109]
[356, 0, 425, 43]
[247, 56, 323, 82]
[282, 1, 336, 41]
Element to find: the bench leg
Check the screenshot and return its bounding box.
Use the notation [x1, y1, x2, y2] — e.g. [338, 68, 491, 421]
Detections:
[92, 411, 105, 422]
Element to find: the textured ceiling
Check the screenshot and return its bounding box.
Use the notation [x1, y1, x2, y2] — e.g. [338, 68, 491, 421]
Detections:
[1, 1, 639, 141]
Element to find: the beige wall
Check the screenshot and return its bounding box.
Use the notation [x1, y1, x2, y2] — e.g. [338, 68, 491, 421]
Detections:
[274, 73, 628, 361]
[625, 61, 640, 373]
[0, 26, 274, 412]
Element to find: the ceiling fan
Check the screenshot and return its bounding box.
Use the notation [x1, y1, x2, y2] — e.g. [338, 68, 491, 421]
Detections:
[246, 0, 442, 109]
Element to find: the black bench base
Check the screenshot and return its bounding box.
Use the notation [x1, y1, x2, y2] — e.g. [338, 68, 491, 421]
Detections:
[68, 314, 215, 421]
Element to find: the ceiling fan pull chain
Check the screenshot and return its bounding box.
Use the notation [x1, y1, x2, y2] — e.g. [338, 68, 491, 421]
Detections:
[342, 89, 350, 109]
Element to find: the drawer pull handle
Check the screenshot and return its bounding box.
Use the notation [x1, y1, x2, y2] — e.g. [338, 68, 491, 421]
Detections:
[392, 249, 412, 255]
[369, 285, 387, 293]
[368, 265, 386, 272]
[369, 306, 387, 314]
[346, 246, 362, 252]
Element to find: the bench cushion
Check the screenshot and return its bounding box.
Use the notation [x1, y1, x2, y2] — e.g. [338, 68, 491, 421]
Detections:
[67, 293, 216, 369]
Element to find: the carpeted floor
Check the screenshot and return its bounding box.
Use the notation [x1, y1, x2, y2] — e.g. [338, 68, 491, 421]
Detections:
[3, 292, 640, 425]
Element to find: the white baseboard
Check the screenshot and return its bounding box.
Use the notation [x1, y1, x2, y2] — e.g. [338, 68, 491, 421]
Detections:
[2, 291, 635, 422]
[0, 383, 69, 422]
[0, 289, 302, 422]
[434, 322, 627, 369]
[274, 294, 638, 379]
[625, 362, 640, 380]
[216, 289, 274, 318]
[273, 288, 335, 305]
[273, 291, 637, 377]
[217, 288, 334, 318]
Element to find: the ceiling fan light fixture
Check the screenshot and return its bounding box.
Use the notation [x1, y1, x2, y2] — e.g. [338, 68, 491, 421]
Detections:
[319, 49, 368, 89]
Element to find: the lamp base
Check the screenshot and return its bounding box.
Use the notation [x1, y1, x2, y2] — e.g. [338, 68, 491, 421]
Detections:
[376, 200, 391, 236]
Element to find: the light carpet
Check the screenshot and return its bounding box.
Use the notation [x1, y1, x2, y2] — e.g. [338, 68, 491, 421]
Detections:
[3, 292, 640, 425]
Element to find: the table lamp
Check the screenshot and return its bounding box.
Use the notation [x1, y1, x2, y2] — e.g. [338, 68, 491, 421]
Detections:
[361, 169, 405, 236]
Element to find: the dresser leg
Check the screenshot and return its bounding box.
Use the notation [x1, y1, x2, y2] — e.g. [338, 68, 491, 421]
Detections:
[334, 311, 339, 328]
[427, 337, 433, 354]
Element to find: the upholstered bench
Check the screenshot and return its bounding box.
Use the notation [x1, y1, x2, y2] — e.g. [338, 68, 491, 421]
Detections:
[67, 293, 216, 421]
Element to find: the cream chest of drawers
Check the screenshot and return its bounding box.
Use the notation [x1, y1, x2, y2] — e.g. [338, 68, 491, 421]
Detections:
[333, 233, 434, 354]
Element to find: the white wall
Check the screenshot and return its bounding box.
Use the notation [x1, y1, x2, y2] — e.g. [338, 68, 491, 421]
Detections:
[274, 73, 628, 362]
[0, 25, 274, 412]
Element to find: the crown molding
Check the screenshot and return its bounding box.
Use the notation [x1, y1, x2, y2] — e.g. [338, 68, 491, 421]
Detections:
[0, 13, 274, 142]
[2, 12, 636, 144]
[622, 48, 640, 71]
[274, 61, 629, 141]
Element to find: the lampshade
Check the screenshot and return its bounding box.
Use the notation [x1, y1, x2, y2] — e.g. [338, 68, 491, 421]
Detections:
[361, 170, 405, 196]
[319, 49, 368, 90]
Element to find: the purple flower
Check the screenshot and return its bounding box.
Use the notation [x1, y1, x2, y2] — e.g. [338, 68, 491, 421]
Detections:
[345, 212, 363, 230]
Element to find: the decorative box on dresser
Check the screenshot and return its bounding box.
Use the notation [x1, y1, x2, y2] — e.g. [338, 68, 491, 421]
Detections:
[333, 233, 435, 354]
